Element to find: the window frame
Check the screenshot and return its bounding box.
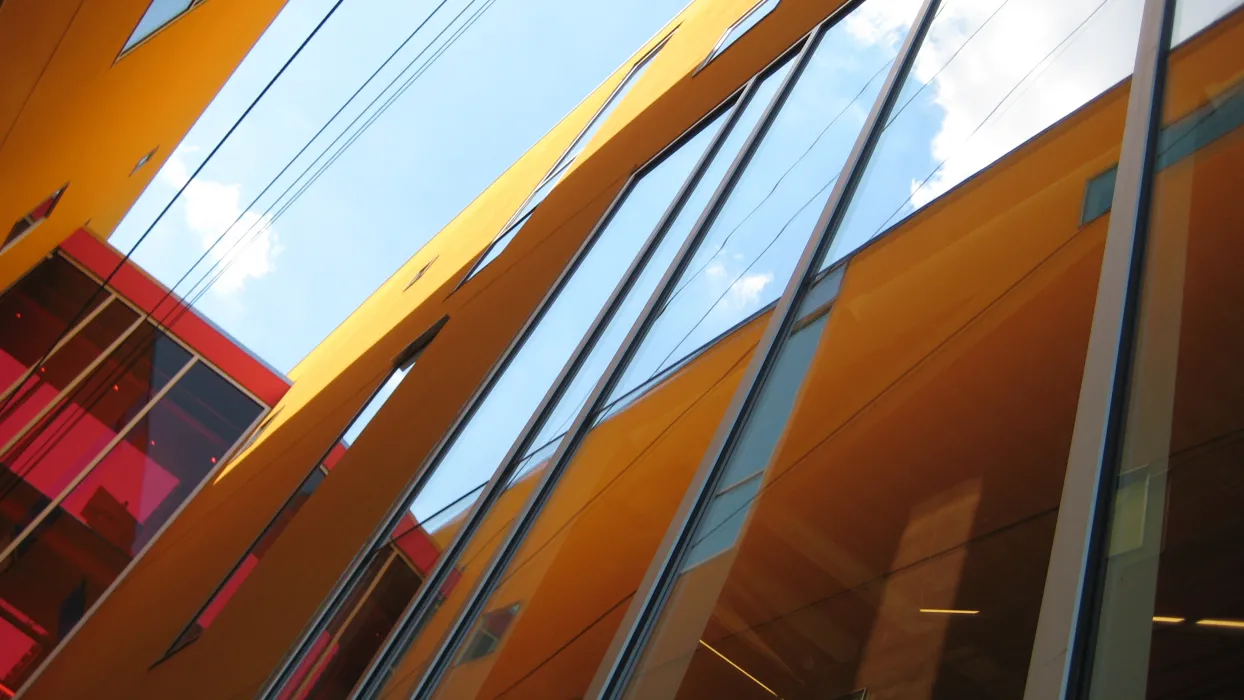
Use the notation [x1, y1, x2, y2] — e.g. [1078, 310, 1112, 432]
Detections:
[697, 0, 782, 74]
[116, 0, 208, 60]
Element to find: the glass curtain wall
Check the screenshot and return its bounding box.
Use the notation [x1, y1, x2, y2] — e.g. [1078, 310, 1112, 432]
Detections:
[0, 256, 264, 695]
[1086, 3, 1244, 698]
[268, 88, 730, 700]
[606, 0, 1148, 698]
[387, 3, 924, 697]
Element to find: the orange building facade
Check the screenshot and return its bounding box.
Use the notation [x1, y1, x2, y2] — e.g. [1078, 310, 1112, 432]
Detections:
[2, 0, 1243, 699]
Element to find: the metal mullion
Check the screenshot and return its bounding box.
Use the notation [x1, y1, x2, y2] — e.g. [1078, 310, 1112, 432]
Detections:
[587, 0, 942, 695]
[0, 308, 145, 460]
[0, 292, 117, 405]
[1022, 0, 1174, 698]
[351, 80, 764, 700]
[20, 400, 270, 691]
[0, 356, 198, 566]
[402, 25, 823, 700]
[260, 141, 649, 700]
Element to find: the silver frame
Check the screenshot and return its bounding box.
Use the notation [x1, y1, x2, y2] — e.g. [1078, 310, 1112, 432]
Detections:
[398, 16, 828, 700]
[586, 0, 942, 695]
[1023, 0, 1175, 697]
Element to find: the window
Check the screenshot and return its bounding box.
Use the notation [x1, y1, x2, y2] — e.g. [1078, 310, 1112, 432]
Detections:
[457, 604, 519, 664]
[120, 0, 206, 55]
[4, 186, 66, 253]
[703, 0, 781, 67]
[404, 256, 438, 291]
[162, 317, 447, 660]
[458, 32, 672, 286]
[130, 148, 158, 176]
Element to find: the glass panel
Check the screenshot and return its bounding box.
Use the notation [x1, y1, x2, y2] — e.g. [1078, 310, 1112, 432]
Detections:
[619, 2, 1140, 695]
[0, 300, 138, 453]
[0, 257, 105, 399]
[0, 359, 258, 693]
[0, 324, 191, 544]
[398, 319, 764, 700]
[1086, 5, 1244, 698]
[280, 93, 722, 699]
[823, 0, 1146, 270]
[122, 0, 196, 52]
[613, 6, 899, 401]
[710, 0, 782, 62]
[368, 99, 750, 696]
[559, 42, 664, 169]
[172, 358, 420, 653]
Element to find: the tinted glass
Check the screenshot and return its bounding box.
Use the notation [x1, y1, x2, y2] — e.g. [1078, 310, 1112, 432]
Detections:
[619, 0, 1140, 695]
[0, 359, 257, 693]
[0, 300, 138, 454]
[0, 257, 105, 397]
[1086, 5, 1244, 697]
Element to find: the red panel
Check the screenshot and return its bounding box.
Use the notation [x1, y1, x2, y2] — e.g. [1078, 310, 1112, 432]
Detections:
[57, 229, 290, 406]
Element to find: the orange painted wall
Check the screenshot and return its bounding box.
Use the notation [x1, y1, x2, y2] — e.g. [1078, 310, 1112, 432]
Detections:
[0, 0, 288, 292]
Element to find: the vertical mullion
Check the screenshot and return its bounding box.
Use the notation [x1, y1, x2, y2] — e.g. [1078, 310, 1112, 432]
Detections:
[352, 80, 763, 700]
[587, 0, 943, 696]
[0, 292, 117, 405]
[0, 308, 145, 461]
[402, 34, 818, 697]
[258, 170, 639, 698]
[0, 356, 199, 565]
[1021, 0, 1175, 698]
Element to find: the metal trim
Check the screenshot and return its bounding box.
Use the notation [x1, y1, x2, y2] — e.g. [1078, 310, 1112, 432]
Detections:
[584, 0, 942, 695]
[1022, 0, 1175, 698]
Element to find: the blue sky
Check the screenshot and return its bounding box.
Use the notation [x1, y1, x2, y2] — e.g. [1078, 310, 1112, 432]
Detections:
[110, 0, 696, 373]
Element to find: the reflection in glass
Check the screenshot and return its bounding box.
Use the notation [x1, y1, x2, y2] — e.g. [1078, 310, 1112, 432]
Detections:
[615, 3, 899, 399]
[0, 357, 258, 694]
[1087, 6, 1244, 698]
[279, 99, 726, 699]
[619, 0, 1141, 694]
[122, 0, 202, 53]
[824, 0, 1145, 268]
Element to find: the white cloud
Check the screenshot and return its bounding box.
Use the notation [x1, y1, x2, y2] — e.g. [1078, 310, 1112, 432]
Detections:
[160, 148, 282, 296]
[902, 0, 1145, 208]
[724, 271, 774, 310]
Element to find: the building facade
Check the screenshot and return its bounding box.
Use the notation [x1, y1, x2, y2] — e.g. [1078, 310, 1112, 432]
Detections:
[3, 0, 1242, 698]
